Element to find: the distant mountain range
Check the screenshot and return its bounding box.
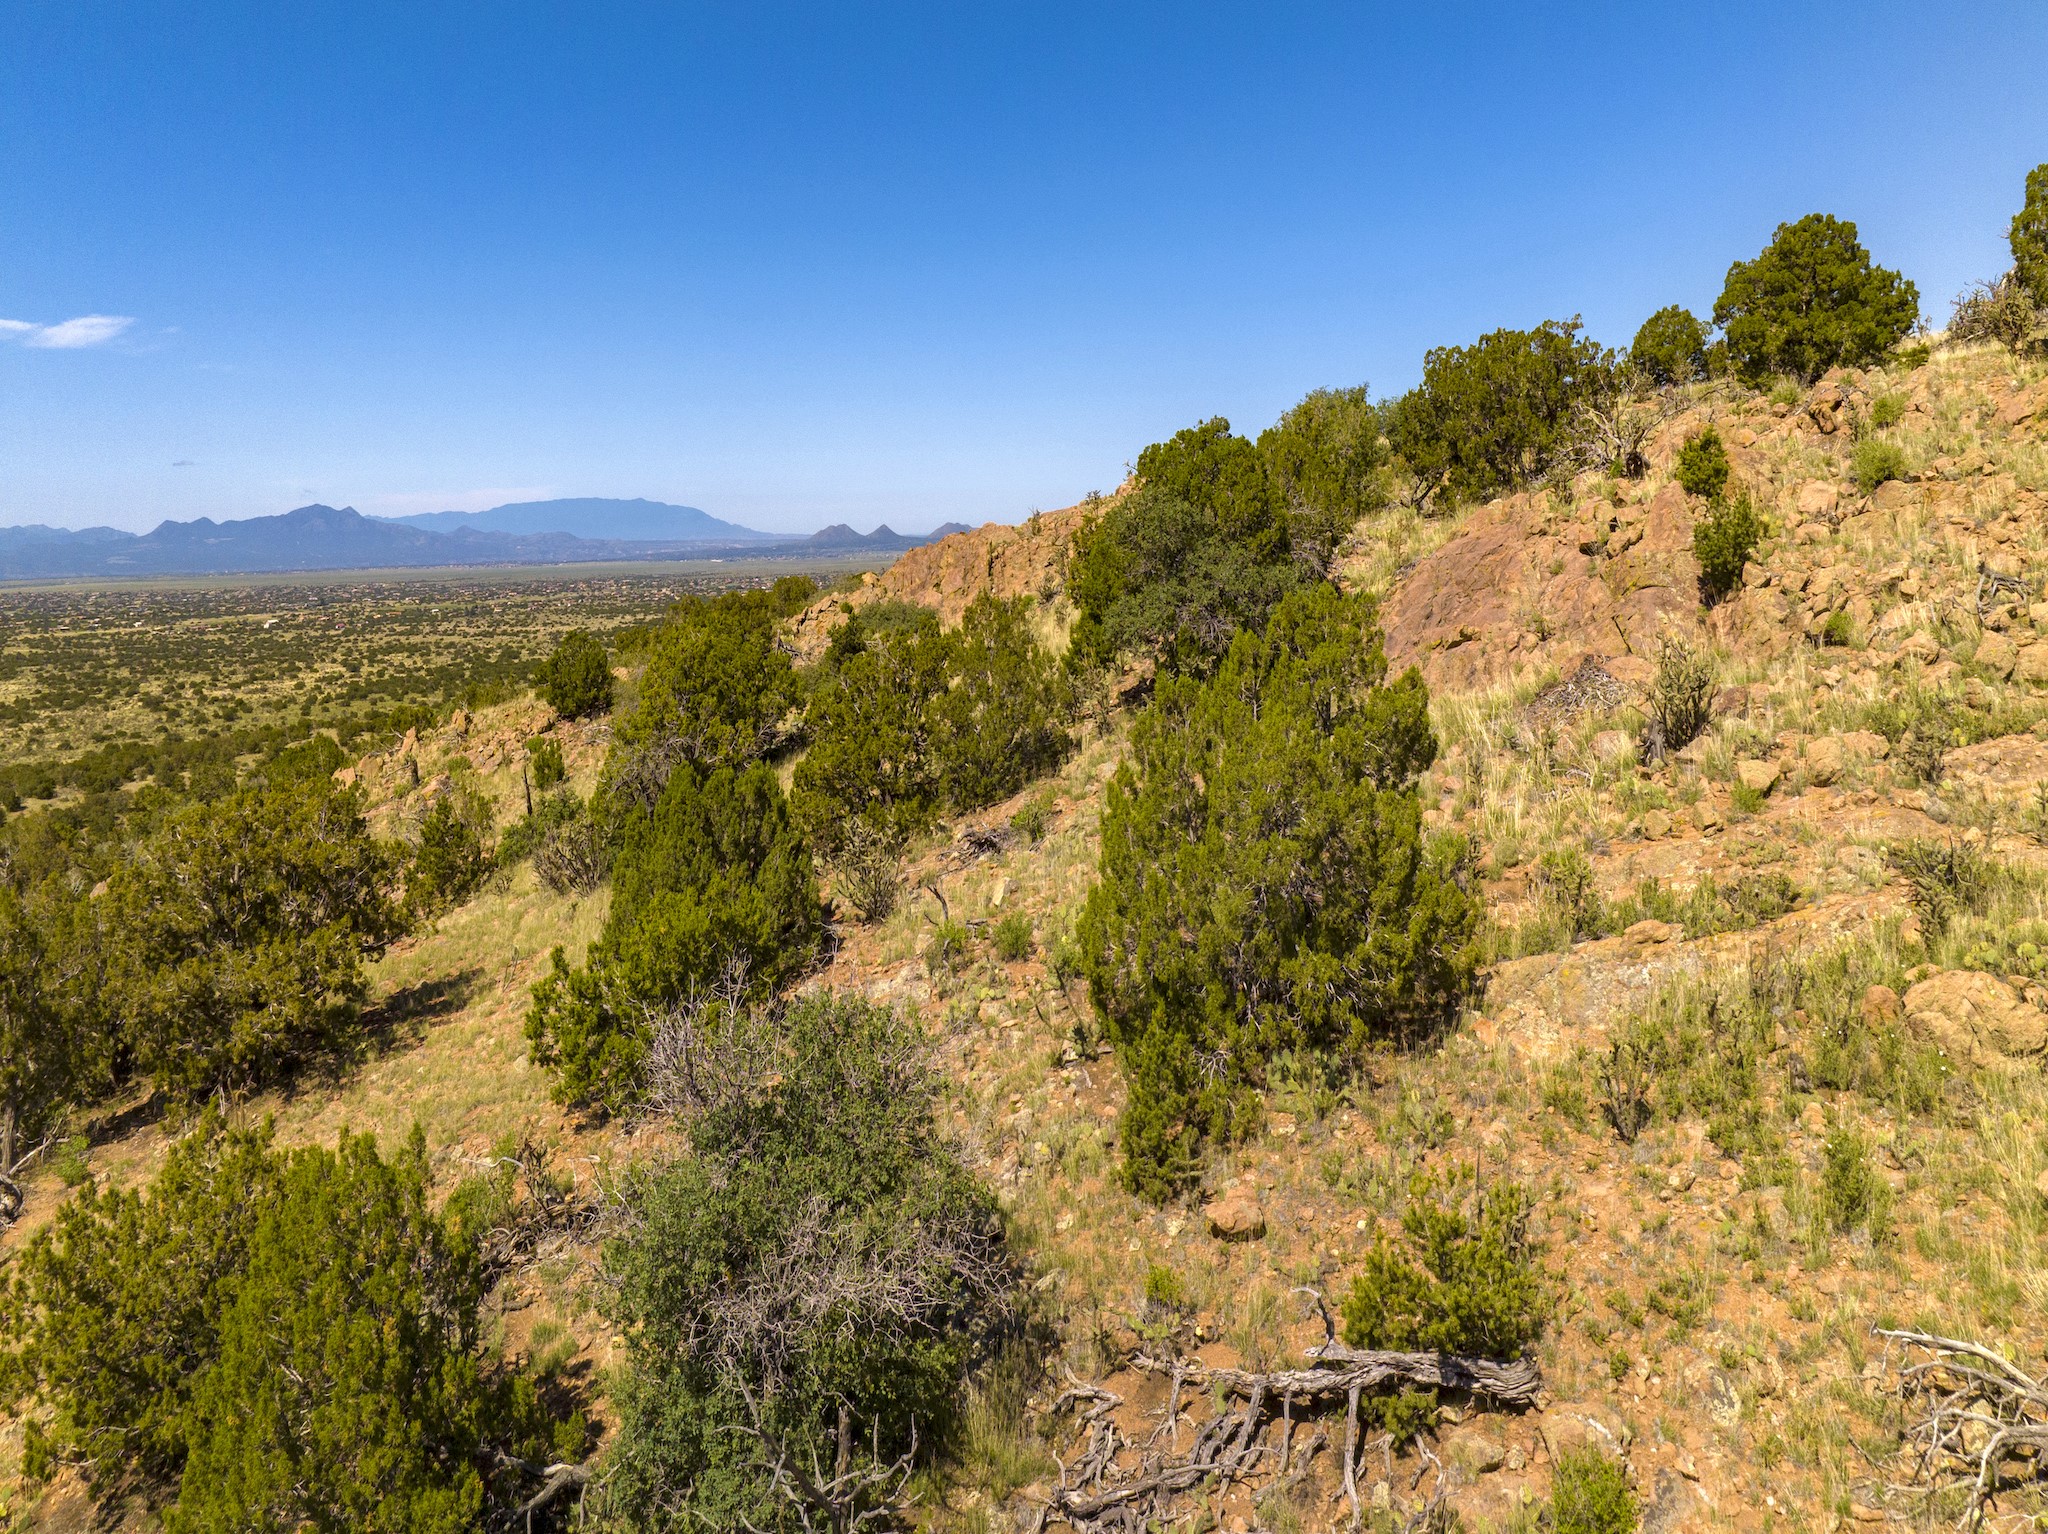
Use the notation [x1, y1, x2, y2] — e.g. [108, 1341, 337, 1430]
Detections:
[0, 499, 973, 580]
[373, 497, 771, 542]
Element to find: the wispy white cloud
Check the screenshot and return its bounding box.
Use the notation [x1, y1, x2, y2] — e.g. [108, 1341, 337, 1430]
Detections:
[0, 319, 34, 336]
[21, 314, 136, 349]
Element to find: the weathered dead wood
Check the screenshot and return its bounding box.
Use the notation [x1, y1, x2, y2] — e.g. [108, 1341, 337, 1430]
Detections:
[1880, 1326, 2048, 1530]
[1036, 1301, 1543, 1534]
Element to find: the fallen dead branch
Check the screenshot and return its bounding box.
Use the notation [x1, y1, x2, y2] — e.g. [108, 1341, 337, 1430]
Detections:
[1035, 1292, 1540, 1532]
[1880, 1326, 2048, 1529]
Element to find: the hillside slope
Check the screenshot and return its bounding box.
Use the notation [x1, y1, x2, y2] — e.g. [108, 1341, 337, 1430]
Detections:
[7, 343, 2048, 1531]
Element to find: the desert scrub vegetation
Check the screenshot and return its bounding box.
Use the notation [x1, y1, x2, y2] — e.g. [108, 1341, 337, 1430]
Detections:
[595, 991, 1013, 1532]
[1078, 583, 1478, 1198]
[0, 1113, 585, 1523]
[1713, 213, 1920, 384]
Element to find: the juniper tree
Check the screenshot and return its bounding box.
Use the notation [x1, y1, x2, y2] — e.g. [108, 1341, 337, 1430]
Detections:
[1713, 214, 1919, 384]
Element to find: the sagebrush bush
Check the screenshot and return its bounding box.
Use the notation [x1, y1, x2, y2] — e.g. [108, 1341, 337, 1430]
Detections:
[535, 629, 613, 720]
[1674, 426, 1730, 501]
[1079, 584, 1477, 1198]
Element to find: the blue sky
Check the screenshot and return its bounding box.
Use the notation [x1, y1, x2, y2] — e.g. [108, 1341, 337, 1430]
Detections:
[3, 3, 2044, 536]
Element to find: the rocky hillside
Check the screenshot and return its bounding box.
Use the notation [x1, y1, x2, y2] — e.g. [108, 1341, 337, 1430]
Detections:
[8, 342, 2048, 1532]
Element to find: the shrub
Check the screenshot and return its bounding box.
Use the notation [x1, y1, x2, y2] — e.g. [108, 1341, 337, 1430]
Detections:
[992, 912, 1034, 962]
[1820, 610, 1854, 647]
[600, 993, 1006, 1533]
[1078, 585, 1478, 1198]
[1340, 1174, 1546, 1360]
[1630, 304, 1709, 386]
[1693, 492, 1764, 603]
[526, 763, 820, 1114]
[1673, 426, 1730, 501]
[1256, 385, 1389, 566]
[536, 629, 614, 720]
[408, 787, 493, 920]
[1870, 392, 1906, 429]
[793, 605, 951, 855]
[2014, 161, 2048, 309]
[0, 1116, 575, 1515]
[1640, 632, 1715, 761]
[0, 887, 102, 1178]
[1552, 1446, 1638, 1534]
[1384, 319, 1616, 508]
[1533, 847, 1603, 943]
[927, 594, 1073, 813]
[104, 780, 403, 1101]
[1713, 214, 1920, 384]
[612, 593, 798, 800]
[830, 819, 905, 924]
[928, 919, 971, 974]
[1949, 273, 2041, 350]
[1852, 437, 1909, 492]
[527, 734, 566, 791]
[1819, 1125, 1884, 1235]
[798, 596, 1070, 856]
[532, 802, 610, 896]
[1887, 839, 1989, 938]
[1066, 419, 1304, 674]
[1009, 797, 1052, 844]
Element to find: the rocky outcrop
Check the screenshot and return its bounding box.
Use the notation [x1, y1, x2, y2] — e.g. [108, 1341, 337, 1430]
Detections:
[1903, 970, 2048, 1070]
[1378, 484, 1702, 692]
[786, 499, 1096, 661]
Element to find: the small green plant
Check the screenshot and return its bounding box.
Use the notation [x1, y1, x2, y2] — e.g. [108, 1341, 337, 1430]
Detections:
[1009, 797, 1052, 843]
[1341, 1172, 1546, 1361]
[992, 911, 1034, 962]
[51, 1134, 91, 1188]
[1852, 437, 1909, 492]
[1887, 838, 1990, 938]
[1607, 1347, 1632, 1383]
[1551, 1446, 1638, 1534]
[1142, 1262, 1190, 1318]
[1599, 1041, 1653, 1144]
[928, 920, 971, 973]
[1768, 378, 1803, 407]
[527, 735, 566, 791]
[1870, 392, 1906, 429]
[1641, 632, 1715, 760]
[1533, 847, 1603, 944]
[1820, 610, 1853, 647]
[1693, 492, 1764, 602]
[1730, 783, 1767, 817]
[1821, 1125, 1885, 1235]
[1674, 426, 1730, 501]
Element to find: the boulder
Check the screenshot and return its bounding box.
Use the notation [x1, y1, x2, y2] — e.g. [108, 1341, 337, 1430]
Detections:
[1861, 985, 1903, 1026]
[1992, 382, 2047, 429]
[2016, 644, 2048, 685]
[1978, 631, 2020, 678]
[1204, 1185, 1266, 1242]
[1841, 729, 1890, 759]
[1641, 809, 1673, 840]
[1904, 971, 2048, 1070]
[1794, 480, 1840, 520]
[1804, 736, 1844, 786]
[1737, 759, 1781, 794]
[1445, 1426, 1508, 1475]
[1537, 1403, 1626, 1463]
[1624, 919, 1680, 945]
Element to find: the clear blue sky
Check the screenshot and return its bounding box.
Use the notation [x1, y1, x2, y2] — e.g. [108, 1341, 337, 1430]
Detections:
[3, 3, 2044, 536]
